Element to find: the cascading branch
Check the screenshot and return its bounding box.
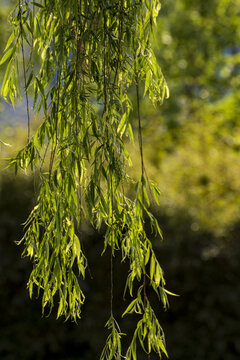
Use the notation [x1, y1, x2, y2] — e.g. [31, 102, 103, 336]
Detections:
[1, 0, 171, 358]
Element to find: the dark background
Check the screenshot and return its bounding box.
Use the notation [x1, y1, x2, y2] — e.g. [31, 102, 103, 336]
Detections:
[0, 176, 239, 360]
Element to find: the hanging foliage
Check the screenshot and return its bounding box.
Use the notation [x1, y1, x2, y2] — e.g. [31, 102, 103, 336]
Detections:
[1, 0, 170, 358]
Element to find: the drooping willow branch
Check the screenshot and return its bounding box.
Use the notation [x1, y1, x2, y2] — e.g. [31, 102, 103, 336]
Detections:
[0, 1, 171, 359]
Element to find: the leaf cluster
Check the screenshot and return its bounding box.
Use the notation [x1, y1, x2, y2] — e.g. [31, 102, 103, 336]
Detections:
[1, 0, 169, 358]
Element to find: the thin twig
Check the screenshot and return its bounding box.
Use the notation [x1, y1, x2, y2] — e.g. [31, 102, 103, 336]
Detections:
[110, 169, 114, 315]
[19, 0, 30, 141]
[135, 49, 151, 360]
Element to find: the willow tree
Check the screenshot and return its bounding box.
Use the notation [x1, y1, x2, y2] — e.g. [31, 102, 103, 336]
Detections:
[1, 0, 170, 358]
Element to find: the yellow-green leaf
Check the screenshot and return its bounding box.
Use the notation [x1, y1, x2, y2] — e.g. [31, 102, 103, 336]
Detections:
[0, 46, 15, 66]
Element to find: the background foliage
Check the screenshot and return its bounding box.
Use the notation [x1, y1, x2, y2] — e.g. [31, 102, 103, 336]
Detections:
[1, 0, 240, 359]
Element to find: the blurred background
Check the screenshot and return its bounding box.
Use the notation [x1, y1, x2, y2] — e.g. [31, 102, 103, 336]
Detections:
[0, 0, 240, 359]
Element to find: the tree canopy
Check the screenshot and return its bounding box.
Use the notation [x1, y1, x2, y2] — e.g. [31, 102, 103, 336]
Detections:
[133, 0, 240, 235]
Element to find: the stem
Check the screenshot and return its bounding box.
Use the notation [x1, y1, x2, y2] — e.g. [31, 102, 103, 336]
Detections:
[48, 69, 61, 180]
[136, 53, 150, 360]
[136, 80, 144, 188]
[110, 170, 114, 315]
[103, 9, 107, 115]
[19, 0, 30, 141]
